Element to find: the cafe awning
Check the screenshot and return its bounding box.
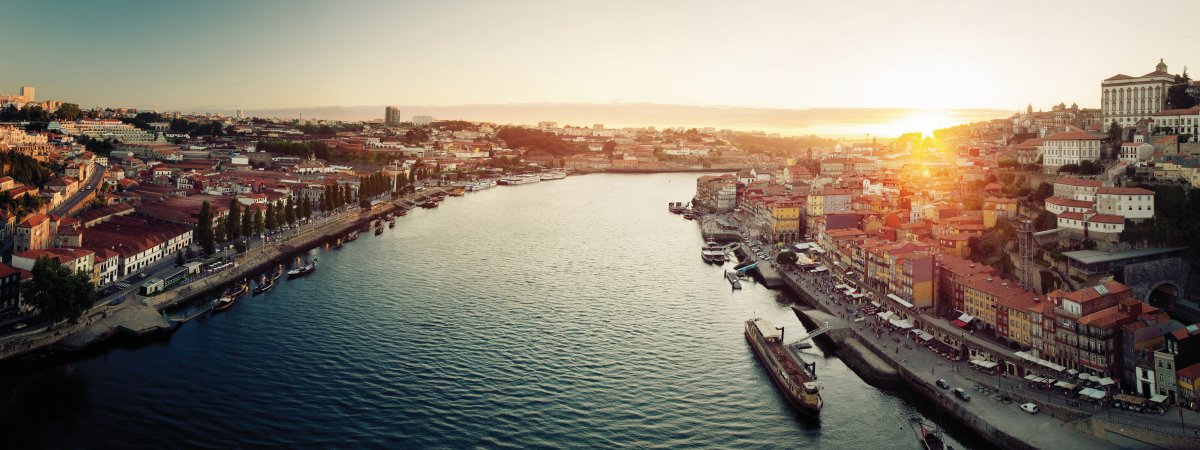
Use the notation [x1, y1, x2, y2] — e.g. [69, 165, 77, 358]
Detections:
[888, 293, 913, 308]
[1079, 388, 1106, 400]
[1149, 394, 1168, 404]
[877, 311, 895, 320]
[889, 318, 913, 330]
[952, 314, 974, 328]
[1054, 380, 1077, 390]
[810, 266, 828, 273]
[970, 359, 998, 369]
[1097, 377, 1115, 386]
[911, 329, 934, 341]
[870, 301, 882, 307]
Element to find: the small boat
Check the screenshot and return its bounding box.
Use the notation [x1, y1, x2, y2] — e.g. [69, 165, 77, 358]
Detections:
[333, 238, 343, 249]
[270, 266, 283, 282]
[345, 231, 359, 242]
[213, 295, 236, 312]
[252, 276, 274, 295]
[910, 418, 950, 450]
[421, 200, 439, 208]
[374, 225, 384, 235]
[287, 261, 316, 279]
[397, 208, 408, 216]
[358, 224, 370, 233]
[450, 187, 465, 196]
[388, 218, 396, 228]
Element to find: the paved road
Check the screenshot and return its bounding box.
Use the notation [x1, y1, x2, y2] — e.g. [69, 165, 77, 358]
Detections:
[50, 164, 106, 217]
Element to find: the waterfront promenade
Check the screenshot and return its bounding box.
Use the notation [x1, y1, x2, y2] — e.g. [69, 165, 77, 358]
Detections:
[0, 188, 444, 364]
[778, 262, 1199, 449]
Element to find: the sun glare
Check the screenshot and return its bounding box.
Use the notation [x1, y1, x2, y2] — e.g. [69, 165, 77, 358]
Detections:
[897, 110, 956, 138]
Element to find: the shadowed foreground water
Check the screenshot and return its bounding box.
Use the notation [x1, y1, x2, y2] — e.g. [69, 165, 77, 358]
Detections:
[0, 173, 983, 449]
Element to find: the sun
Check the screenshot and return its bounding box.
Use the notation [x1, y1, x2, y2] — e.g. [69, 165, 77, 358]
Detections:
[897, 110, 956, 138]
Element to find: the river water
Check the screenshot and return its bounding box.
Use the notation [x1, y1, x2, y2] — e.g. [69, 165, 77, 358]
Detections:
[0, 173, 984, 449]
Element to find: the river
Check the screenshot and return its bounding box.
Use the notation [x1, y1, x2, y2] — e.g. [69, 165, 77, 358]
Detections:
[0, 173, 985, 449]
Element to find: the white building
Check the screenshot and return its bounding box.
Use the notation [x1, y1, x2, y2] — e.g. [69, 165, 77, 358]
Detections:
[1101, 60, 1179, 128]
[1038, 130, 1102, 172]
[48, 120, 156, 142]
[1095, 187, 1155, 220]
[1118, 141, 1155, 162]
[412, 115, 434, 126]
[1151, 106, 1200, 138]
[1052, 178, 1102, 202]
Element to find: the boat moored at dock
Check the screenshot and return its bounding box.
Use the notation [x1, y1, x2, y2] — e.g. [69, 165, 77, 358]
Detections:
[287, 261, 316, 279]
[744, 318, 823, 415]
[540, 171, 566, 180]
[701, 241, 727, 264]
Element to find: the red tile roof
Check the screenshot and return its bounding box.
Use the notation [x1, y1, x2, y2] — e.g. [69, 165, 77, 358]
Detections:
[1097, 187, 1154, 195]
[1044, 131, 1100, 141]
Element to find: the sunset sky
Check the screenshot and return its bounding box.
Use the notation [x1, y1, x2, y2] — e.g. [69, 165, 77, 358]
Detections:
[2, 0, 1196, 136]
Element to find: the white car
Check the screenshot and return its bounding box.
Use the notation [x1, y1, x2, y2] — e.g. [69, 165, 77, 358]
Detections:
[1020, 403, 1039, 414]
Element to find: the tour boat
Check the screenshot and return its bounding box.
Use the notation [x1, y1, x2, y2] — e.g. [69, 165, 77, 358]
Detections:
[701, 241, 727, 264]
[270, 265, 283, 282]
[374, 224, 384, 235]
[287, 262, 316, 279]
[745, 318, 823, 415]
[421, 200, 439, 208]
[345, 231, 359, 242]
[450, 187, 465, 196]
[540, 171, 566, 180]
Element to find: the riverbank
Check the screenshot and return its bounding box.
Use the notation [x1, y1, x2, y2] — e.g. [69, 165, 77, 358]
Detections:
[0, 188, 448, 365]
[771, 259, 1134, 449]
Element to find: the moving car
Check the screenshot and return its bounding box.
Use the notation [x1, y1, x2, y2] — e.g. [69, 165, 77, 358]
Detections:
[1020, 403, 1039, 414]
[953, 388, 970, 401]
[936, 379, 950, 390]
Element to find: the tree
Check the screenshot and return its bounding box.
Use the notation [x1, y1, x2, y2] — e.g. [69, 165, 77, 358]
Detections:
[264, 202, 277, 230]
[55, 103, 83, 121]
[1107, 121, 1122, 141]
[22, 256, 95, 323]
[241, 207, 253, 237]
[284, 198, 296, 225]
[196, 201, 215, 254]
[226, 199, 241, 239]
[776, 251, 798, 266]
[254, 210, 265, 235]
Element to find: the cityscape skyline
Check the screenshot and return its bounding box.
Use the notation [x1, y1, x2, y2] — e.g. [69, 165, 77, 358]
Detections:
[2, 1, 1197, 136]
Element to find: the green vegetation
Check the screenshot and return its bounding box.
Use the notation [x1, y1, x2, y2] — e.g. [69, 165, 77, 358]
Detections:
[967, 219, 1016, 277]
[0, 150, 51, 186]
[776, 251, 798, 266]
[496, 126, 584, 157]
[731, 134, 836, 159]
[257, 140, 337, 161]
[1119, 185, 1200, 273]
[1057, 160, 1103, 175]
[196, 201, 215, 254]
[22, 256, 95, 323]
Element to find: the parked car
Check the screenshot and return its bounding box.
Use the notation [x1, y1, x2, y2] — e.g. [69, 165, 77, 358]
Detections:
[936, 379, 950, 389]
[1020, 403, 1039, 414]
[953, 388, 970, 401]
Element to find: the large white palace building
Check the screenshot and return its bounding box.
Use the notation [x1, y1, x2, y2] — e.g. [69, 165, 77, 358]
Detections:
[1101, 59, 1179, 128]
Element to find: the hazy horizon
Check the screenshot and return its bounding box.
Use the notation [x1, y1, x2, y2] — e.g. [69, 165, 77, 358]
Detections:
[2, 0, 1196, 136]
[196, 103, 1012, 138]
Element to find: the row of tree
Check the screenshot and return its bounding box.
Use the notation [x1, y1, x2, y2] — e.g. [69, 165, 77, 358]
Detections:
[0, 103, 82, 122]
[194, 196, 316, 254]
